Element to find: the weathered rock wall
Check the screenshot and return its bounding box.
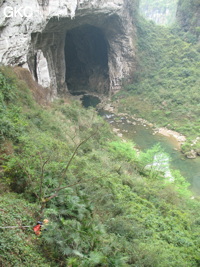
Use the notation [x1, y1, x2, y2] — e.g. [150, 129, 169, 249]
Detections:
[0, 0, 138, 99]
[139, 0, 178, 26]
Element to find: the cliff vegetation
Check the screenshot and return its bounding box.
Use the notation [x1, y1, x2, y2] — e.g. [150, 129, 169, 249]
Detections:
[115, 14, 200, 156]
[0, 65, 200, 266]
[1, 0, 200, 265]
[176, 0, 200, 42]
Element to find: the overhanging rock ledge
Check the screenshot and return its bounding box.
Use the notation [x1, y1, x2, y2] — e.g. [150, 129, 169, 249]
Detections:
[0, 0, 137, 99]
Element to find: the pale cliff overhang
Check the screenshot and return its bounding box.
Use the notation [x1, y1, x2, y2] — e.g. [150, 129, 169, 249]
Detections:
[0, 0, 137, 99]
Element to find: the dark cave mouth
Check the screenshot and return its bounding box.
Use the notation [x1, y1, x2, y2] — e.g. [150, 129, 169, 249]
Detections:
[71, 91, 101, 108]
[81, 94, 101, 108]
[65, 24, 110, 95]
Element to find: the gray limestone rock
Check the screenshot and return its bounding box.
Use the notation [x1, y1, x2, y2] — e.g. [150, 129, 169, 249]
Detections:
[0, 0, 137, 99]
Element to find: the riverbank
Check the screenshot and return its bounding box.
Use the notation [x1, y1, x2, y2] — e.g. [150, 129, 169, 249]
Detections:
[100, 104, 200, 195]
[102, 101, 187, 152]
[76, 95, 199, 159]
[154, 128, 186, 149]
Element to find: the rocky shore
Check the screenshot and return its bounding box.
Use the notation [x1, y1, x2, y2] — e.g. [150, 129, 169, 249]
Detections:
[102, 101, 199, 159]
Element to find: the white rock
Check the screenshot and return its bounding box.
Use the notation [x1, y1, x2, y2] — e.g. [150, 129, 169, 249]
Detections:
[0, 0, 137, 98]
[36, 50, 51, 88]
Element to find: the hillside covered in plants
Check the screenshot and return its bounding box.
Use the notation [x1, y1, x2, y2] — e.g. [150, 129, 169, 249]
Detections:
[1, 0, 200, 266]
[115, 11, 200, 156]
[176, 0, 200, 41]
[0, 63, 200, 266]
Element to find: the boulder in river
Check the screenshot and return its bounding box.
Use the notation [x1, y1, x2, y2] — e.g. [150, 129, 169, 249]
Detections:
[185, 150, 197, 159]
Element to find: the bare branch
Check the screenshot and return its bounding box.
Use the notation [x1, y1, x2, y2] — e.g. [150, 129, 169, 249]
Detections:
[39, 153, 50, 201]
[39, 128, 99, 211]
[61, 128, 99, 180]
[44, 172, 104, 203]
[65, 129, 79, 145]
[44, 179, 82, 202]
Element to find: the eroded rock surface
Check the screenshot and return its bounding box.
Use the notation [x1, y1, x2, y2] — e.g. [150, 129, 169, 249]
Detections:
[0, 0, 137, 99]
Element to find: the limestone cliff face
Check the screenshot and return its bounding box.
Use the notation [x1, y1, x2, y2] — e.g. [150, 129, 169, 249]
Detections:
[0, 0, 137, 99]
[139, 0, 178, 26]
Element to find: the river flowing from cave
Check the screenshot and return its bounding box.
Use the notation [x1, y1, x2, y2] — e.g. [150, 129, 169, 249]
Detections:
[80, 94, 200, 194]
[101, 111, 200, 195]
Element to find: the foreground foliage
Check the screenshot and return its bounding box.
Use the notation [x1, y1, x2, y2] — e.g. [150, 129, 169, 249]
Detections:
[1, 68, 200, 266]
[0, 193, 51, 267]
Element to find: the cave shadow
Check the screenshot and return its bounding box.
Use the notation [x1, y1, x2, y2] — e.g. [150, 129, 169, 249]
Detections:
[65, 24, 110, 95]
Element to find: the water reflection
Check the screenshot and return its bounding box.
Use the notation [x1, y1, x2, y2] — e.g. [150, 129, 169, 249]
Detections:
[102, 111, 200, 195]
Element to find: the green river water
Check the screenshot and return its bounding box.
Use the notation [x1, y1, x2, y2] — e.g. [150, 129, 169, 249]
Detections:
[103, 112, 200, 195]
[81, 95, 200, 195]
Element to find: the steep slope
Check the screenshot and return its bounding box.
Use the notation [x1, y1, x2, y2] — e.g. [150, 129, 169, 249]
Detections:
[115, 16, 200, 156]
[1, 67, 200, 266]
[176, 0, 200, 42]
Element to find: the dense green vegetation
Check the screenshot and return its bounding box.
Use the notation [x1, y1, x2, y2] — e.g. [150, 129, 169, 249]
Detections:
[176, 0, 200, 41]
[0, 1, 200, 265]
[115, 15, 200, 155]
[0, 194, 51, 266]
[1, 66, 200, 266]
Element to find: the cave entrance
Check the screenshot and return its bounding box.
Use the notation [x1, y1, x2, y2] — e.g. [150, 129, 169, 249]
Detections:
[65, 24, 109, 95]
